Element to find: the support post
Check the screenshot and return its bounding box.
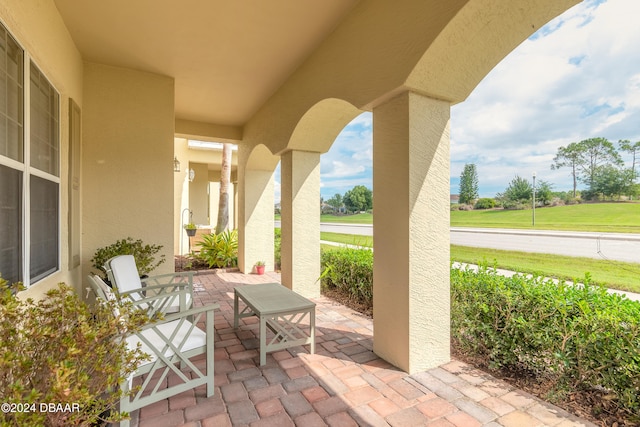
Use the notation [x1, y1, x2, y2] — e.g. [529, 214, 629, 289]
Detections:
[372, 91, 451, 373]
[280, 150, 321, 298]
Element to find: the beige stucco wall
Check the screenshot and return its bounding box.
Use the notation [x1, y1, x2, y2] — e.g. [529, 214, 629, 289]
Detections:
[237, 144, 278, 273]
[188, 162, 210, 225]
[82, 63, 175, 281]
[0, 0, 84, 299]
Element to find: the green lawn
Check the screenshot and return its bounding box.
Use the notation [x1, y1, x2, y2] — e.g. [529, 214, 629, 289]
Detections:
[318, 231, 640, 293]
[320, 232, 372, 247]
[451, 202, 640, 233]
[450, 245, 640, 294]
[306, 203, 640, 233]
[276, 213, 373, 223]
[320, 213, 373, 224]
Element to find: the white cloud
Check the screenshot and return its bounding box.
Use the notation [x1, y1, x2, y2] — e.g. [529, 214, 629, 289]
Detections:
[451, 0, 640, 196]
[323, 160, 365, 178]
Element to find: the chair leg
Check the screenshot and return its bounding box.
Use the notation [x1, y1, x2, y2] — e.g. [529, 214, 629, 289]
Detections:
[119, 378, 131, 427]
[207, 309, 215, 397]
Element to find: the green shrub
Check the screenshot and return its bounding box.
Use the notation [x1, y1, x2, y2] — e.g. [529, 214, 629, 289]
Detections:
[474, 198, 496, 209]
[274, 228, 282, 269]
[195, 229, 238, 268]
[451, 265, 640, 418]
[91, 237, 165, 281]
[0, 280, 149, 426]
[320, 247, 373, 304]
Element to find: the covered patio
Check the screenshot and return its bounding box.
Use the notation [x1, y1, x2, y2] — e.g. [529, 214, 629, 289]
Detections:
[127, 271, 594, 427]
[0, 1, 591, 421]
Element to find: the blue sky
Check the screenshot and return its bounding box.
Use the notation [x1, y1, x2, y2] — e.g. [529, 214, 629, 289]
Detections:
[277, 0, 640, 202]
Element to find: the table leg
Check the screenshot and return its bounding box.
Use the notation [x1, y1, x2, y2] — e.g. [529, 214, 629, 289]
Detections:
[259, 315, 267, 366]
[310, 308, 315, 355]
[234, 290, 239, 329]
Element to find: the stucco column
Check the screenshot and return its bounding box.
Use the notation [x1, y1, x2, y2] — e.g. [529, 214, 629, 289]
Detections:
[280, 150, 321, 298]
[372, 91, 451, 374]
[237, 149, 275, 274]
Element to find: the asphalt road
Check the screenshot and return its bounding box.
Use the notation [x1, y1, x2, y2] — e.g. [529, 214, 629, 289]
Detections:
[283, 221, 640, 264]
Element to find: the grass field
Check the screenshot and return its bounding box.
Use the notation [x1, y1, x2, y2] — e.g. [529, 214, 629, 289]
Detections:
[320, 232, 372, 247]
[320, 213, 373, 223]
[450, 245, 640, 293]
[311, 203, 640, 233]
[319, 231, 640, 293]
[277, 213, 373, 224]
[450, 202, 640, 233]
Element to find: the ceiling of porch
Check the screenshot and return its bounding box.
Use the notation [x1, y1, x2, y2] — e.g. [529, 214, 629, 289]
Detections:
[53, 0, 359, 128]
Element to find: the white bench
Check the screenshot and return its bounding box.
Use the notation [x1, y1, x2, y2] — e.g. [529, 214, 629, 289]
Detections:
[234, 283, 315, 365]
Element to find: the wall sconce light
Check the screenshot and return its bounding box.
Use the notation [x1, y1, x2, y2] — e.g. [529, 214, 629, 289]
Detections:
[188, 168, 195, 182]
[173, 157, 180, 172]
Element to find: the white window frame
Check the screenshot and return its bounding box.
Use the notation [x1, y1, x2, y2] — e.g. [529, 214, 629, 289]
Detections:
[0, 20, 61, 287]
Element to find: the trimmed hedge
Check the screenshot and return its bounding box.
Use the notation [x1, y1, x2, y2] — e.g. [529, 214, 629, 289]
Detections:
[320, 247, 373, 305]
[319, 247, 640, 417]
[451, 265, 640, 417]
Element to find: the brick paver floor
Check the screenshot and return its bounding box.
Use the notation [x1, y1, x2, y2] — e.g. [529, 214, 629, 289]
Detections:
[130, 271, 596, 427]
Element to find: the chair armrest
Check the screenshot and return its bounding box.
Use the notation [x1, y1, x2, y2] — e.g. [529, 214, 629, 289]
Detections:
[143, 271, 196, 287]
[122, 282, 193, 316]
[141, 302, 220, 329]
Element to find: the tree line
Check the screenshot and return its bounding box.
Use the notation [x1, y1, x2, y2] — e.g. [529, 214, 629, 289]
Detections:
[458, 137, 640, 208]
[552, 137, 639, 200]
[323, 185, 373, 214]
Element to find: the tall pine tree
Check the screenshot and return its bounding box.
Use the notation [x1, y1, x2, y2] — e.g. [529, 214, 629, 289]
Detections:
[459, 163, 479, 204]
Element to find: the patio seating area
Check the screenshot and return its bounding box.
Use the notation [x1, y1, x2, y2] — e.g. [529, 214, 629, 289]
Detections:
[128, 271, 595, 427]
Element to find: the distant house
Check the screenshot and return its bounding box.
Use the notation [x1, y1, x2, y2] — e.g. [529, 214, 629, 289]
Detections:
[450, 194, 460, 204]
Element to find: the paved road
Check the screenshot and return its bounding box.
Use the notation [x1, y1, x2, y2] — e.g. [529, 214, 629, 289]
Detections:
[449, 227, 640, 264]
[280, 221, 639, 264]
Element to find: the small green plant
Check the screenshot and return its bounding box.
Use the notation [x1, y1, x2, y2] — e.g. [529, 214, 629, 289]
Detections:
[195, 229, 238, 268]
[183, 223, 196, 230]
[255, 260, 265, 266]
[91, 237, 166, 281]
[0, 279, 150, 426]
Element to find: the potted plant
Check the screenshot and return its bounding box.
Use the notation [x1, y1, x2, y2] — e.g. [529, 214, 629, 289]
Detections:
[184, 223, 197, 237]
[254, 261, 265, 275]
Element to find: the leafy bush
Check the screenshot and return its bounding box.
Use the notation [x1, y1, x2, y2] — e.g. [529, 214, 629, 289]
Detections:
[274, 228, 282, 270]
[195, 229, 238, 268]
[451, 265, 640, 418]
[474, 198, 496, 209]
[0, 280, 149, 426]
[320, 247, 373, 305]
[91, 237, 165, 281]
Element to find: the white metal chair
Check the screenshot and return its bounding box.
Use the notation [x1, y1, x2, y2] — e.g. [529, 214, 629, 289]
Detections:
[87, 274, 217, 427]
[104, 254, 194, 313]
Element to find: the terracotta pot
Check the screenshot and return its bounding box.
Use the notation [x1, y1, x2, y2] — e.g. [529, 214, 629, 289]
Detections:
[256, 265, 265, 275]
